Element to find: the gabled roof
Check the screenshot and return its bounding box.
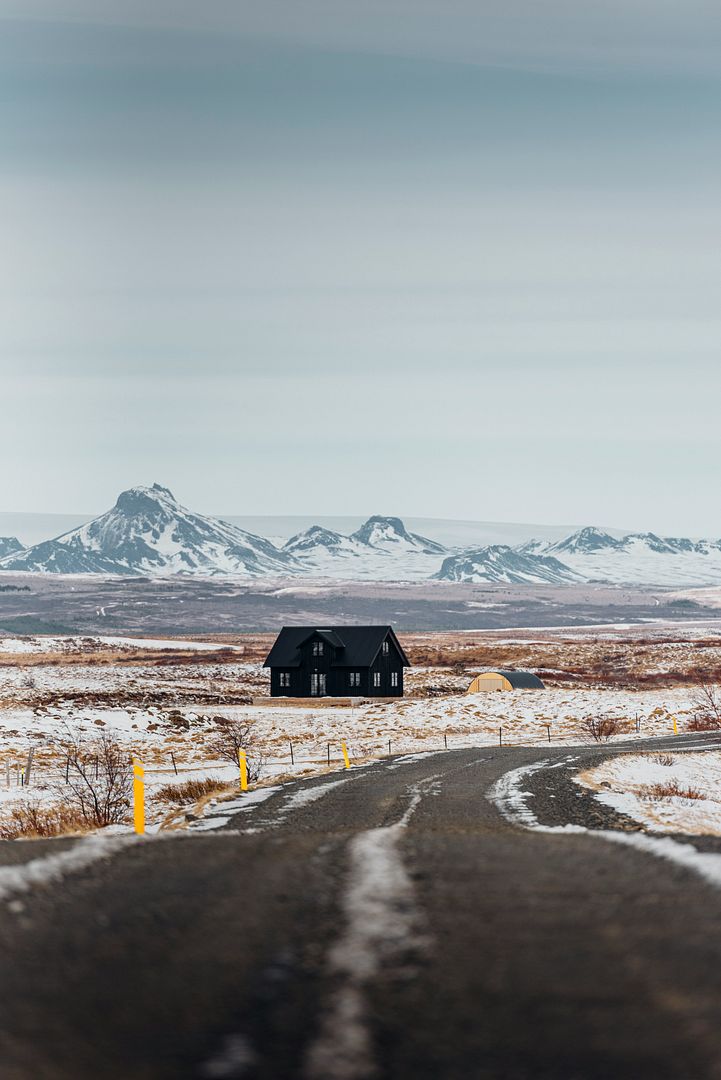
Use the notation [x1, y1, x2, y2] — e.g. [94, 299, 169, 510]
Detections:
[264, 626, 410, 668]
[297, 629, 346, 650]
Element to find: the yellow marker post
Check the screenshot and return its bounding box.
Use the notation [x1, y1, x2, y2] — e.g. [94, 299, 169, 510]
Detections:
[341, 741, 351, 769]
[673, 716, 678, 736]
[132, 758, 145, 836]
[238, 749, 248, 791]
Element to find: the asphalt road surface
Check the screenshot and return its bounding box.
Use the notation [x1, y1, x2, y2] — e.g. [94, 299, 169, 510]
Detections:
[2, 733, 721, 1079]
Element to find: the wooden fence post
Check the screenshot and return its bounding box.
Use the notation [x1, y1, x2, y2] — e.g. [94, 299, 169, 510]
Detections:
[24, 748, 34, 786]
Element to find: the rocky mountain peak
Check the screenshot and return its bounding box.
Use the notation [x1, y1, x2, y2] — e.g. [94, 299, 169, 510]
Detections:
[114, 484, 177, 517]
[0, 537, 23, 559]
[549, 526, 622, 554]
[351, 516, 445, 555]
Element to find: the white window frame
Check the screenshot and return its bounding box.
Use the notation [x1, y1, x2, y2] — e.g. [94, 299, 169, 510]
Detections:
[312, 641, 324, 657]
[311, 672, 327, 696]
[373, 671, 381, 688]
[391, 671, 398, 688]
[279, 671, 291, 688]
[349, 672, 361, 688]
[382, 641, 389, 655]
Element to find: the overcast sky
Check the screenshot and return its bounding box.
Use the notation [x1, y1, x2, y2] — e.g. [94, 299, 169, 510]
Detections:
[2, 2, 721, 533]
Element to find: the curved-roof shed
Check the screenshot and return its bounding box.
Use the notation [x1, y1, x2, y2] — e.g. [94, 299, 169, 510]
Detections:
[467, 670, 545, 692]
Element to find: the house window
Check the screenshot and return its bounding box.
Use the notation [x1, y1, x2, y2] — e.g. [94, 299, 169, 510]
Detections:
[382, 641, 389, 655]
[312, 641, 324, 657]
[391, 671, 399, 688]
[373, 672, 381, 688]
[349, 672, 361, 688]
[311, 673, 327, 696]
[279, 672, 291, 688]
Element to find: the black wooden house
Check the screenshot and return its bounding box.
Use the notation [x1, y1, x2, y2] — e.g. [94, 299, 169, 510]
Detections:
[264, 626, 410, 698]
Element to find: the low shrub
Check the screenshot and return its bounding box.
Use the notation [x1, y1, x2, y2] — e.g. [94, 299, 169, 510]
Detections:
[652, 754, 675, 766]
[154, 777, 235, 805]
[53, 727, 131, 827]
[687, 714, 721, 732]
[582, 715, 627, 742]
[688, 684, 721, 730]
[645, 780, 704, 801]
[207, 719, 263, 782]
[0, 801, 90, 840]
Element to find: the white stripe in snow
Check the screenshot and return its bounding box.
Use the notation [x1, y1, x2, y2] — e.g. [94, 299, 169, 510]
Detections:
[304, 775, 439, 1080]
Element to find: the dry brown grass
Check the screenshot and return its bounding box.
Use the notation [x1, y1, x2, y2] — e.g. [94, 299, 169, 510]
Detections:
[403, 633, 721, 691]
[0, 801, 92, 840]
[154, 777, 235, 804]
[7, 629, 721, 711]
[645, 780, 705, 800]
[687, 715, 721, 732]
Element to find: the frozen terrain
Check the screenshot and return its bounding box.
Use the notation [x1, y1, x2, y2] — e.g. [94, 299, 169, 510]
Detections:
[577, 751, 721, 836]
[0, 628, 720, 832]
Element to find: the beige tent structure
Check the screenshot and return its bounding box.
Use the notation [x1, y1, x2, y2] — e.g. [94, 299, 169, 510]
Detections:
[466, 670, 545, 693]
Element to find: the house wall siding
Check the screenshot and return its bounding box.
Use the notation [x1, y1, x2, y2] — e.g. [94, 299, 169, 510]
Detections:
[268, 629, 406, 698]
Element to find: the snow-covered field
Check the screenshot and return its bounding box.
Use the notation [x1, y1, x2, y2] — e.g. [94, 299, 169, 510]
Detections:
[0, 635, 244, 655]
[0, 631, 718, 835]
[577, 752, 721, 836]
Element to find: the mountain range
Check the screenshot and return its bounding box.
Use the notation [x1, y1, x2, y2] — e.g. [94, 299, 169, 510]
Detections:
[1, 485, 721, 587]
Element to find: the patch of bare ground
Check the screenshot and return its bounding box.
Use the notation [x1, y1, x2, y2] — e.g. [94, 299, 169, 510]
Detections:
[401, 632, 721, 691]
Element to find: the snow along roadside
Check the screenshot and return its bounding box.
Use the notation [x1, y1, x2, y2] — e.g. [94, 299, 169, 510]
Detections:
[0, 768, 362, 901]
[576, 751, 721, 837]
[488, 760, 721, 890]
[0, 833, 139, 904]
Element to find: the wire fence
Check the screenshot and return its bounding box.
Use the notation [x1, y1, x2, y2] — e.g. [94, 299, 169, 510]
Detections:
[1, 712, 713, 791]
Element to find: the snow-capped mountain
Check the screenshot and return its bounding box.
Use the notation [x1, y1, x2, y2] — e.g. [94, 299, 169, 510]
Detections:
[0, 492, 446, 581]
[0, 485, 297, 577]
[545, 527, 624, 556]
[283, 525, 368, 559]
[283, 516, 447, 579]
[442, 527, 721, 586]
[350, 516, 445, 555]
[3, 491, 721, 587]
[539, 529, 721, 586]
[0, 537, 23, 559]
[435, 545, 580, 585]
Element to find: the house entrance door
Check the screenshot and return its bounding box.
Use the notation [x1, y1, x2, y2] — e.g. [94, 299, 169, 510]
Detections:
[310, 673, 327, 697]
